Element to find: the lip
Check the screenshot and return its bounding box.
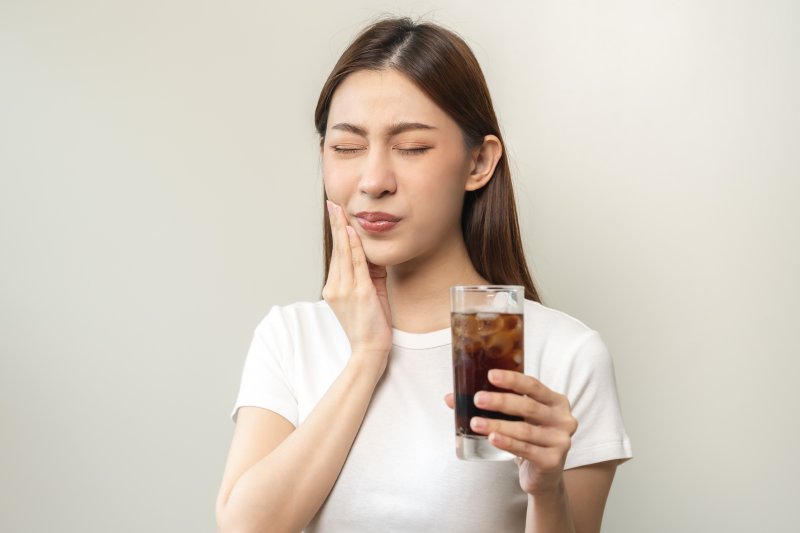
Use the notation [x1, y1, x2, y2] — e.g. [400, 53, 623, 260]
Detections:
[354, 211, 401, 233]
[355, 211, 401, 222]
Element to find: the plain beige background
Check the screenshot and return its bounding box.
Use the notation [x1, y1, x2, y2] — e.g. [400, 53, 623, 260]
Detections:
[1, 1, 798, 531]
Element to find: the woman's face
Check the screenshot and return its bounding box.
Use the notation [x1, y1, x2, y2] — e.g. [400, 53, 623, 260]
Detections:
[322, 69, 474, 267]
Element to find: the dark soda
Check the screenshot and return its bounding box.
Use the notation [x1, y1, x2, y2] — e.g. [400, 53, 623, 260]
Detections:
[451, 311, 524, 437]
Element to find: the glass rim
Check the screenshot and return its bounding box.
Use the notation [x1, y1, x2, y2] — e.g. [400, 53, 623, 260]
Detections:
[450, 285, 524, 292]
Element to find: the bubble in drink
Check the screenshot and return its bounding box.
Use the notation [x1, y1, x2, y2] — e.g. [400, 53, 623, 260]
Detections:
[451, 311, 524, 437]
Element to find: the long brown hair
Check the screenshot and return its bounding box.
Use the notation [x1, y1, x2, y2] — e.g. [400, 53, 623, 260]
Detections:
[315, 17, 540, 302]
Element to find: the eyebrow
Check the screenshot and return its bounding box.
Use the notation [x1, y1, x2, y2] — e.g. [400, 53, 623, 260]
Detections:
[330, 121, 436, 138]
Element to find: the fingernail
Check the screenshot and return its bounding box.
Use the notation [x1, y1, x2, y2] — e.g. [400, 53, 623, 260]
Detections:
[488, 370, 500, 382]
[346, 226, 356, 238]
[474, 392, 487, 406]
[471, 417, 485, 430]
[326, 200, 334, 215]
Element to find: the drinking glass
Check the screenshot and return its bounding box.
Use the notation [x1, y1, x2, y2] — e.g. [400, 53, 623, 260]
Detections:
[451, 285, 525, 461]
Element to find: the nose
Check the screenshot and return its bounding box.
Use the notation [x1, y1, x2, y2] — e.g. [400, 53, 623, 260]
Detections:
[358, 148, 397, 198]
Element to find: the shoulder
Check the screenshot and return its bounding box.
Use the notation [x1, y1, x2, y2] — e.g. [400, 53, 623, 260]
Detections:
[257, 300, 334, 326]
[523, 300, 613, 380]
[254, 299, 346, 345]
[524, 299, 597, 345]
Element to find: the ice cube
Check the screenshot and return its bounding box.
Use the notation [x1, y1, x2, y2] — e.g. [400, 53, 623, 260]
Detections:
[476, 313, 501, 335]
[486, 333, 513, 358]
[491, 292, 511, 310]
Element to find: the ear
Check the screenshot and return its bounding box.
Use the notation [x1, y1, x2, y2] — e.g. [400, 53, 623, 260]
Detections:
[465, 135, 503, 192]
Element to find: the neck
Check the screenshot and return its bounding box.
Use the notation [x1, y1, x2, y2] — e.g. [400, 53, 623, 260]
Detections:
[386, 234, 488, 333]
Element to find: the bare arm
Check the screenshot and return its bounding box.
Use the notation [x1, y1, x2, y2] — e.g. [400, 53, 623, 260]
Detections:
[444, 370, 621, 533]
[217, 201, 394, 533]
[525, 460, 618, 533]
[216, 357, 383, 533]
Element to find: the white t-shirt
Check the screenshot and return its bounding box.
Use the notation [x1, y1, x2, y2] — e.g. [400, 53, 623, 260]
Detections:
[232, 299, 633, 532]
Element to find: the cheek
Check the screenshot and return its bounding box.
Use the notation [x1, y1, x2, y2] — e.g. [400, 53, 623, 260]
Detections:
[411, 154, 468, 212]
[322, 158, 356, 201]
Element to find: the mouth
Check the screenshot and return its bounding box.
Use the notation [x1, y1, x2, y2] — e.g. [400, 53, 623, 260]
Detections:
[354, 211, 401, 234]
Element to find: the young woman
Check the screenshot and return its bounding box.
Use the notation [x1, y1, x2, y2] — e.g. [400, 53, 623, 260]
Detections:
[216, 17, 632, 533]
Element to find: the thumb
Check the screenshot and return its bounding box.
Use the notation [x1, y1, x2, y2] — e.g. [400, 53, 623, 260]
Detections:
[443, 393, 455, 410]
[368, 261, 389, 298]
[367, 261, 387, 280]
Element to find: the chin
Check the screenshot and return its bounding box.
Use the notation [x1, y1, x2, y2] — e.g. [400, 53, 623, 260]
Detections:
[361, 252, 394, 268]
[361, 242, 406, 268]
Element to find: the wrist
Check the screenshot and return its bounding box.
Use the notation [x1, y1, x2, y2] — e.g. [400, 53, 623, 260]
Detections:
[527, 474, 566, 499]
[346, 350, 389, 382]
[526, 476, 575, 533]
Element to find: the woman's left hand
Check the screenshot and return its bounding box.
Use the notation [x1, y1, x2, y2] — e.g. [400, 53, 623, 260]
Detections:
[444, 369, 578, 495]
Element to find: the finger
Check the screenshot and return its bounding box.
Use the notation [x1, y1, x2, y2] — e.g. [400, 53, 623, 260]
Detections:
[329, 201, 353, 286]
[488, 369, 563, 407]
[345, 225, 371, 285]
[473, 390, 557, 426]
[469, 417, 567, 448]
[443, 393, 454, 410]
[325, 200, 340, 284]
[487, 433, 563, 469]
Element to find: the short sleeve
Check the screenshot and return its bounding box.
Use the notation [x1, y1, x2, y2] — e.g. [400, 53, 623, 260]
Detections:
[230, 305, 299, 426]
[562, 331, 633, 470]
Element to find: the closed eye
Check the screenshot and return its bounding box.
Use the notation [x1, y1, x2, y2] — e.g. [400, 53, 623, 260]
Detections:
[331, 145, 364, 154]
[395, 146, 430, 155]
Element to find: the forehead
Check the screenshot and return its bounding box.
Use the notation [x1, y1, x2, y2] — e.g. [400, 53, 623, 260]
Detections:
[327, 69, 454, 129]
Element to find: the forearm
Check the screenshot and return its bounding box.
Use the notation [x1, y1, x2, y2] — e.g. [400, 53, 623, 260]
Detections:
[525, 479, 576, 533]
[219, 356, 383, 533]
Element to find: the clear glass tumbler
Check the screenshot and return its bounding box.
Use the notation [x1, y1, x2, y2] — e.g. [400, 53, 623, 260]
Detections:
[451, 285, 525, 461]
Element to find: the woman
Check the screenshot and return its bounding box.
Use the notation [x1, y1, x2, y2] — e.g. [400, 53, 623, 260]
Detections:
[216, 17, 632, 533]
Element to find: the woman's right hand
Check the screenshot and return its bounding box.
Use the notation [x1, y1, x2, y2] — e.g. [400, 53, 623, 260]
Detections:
[322, 200, 393, 376]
